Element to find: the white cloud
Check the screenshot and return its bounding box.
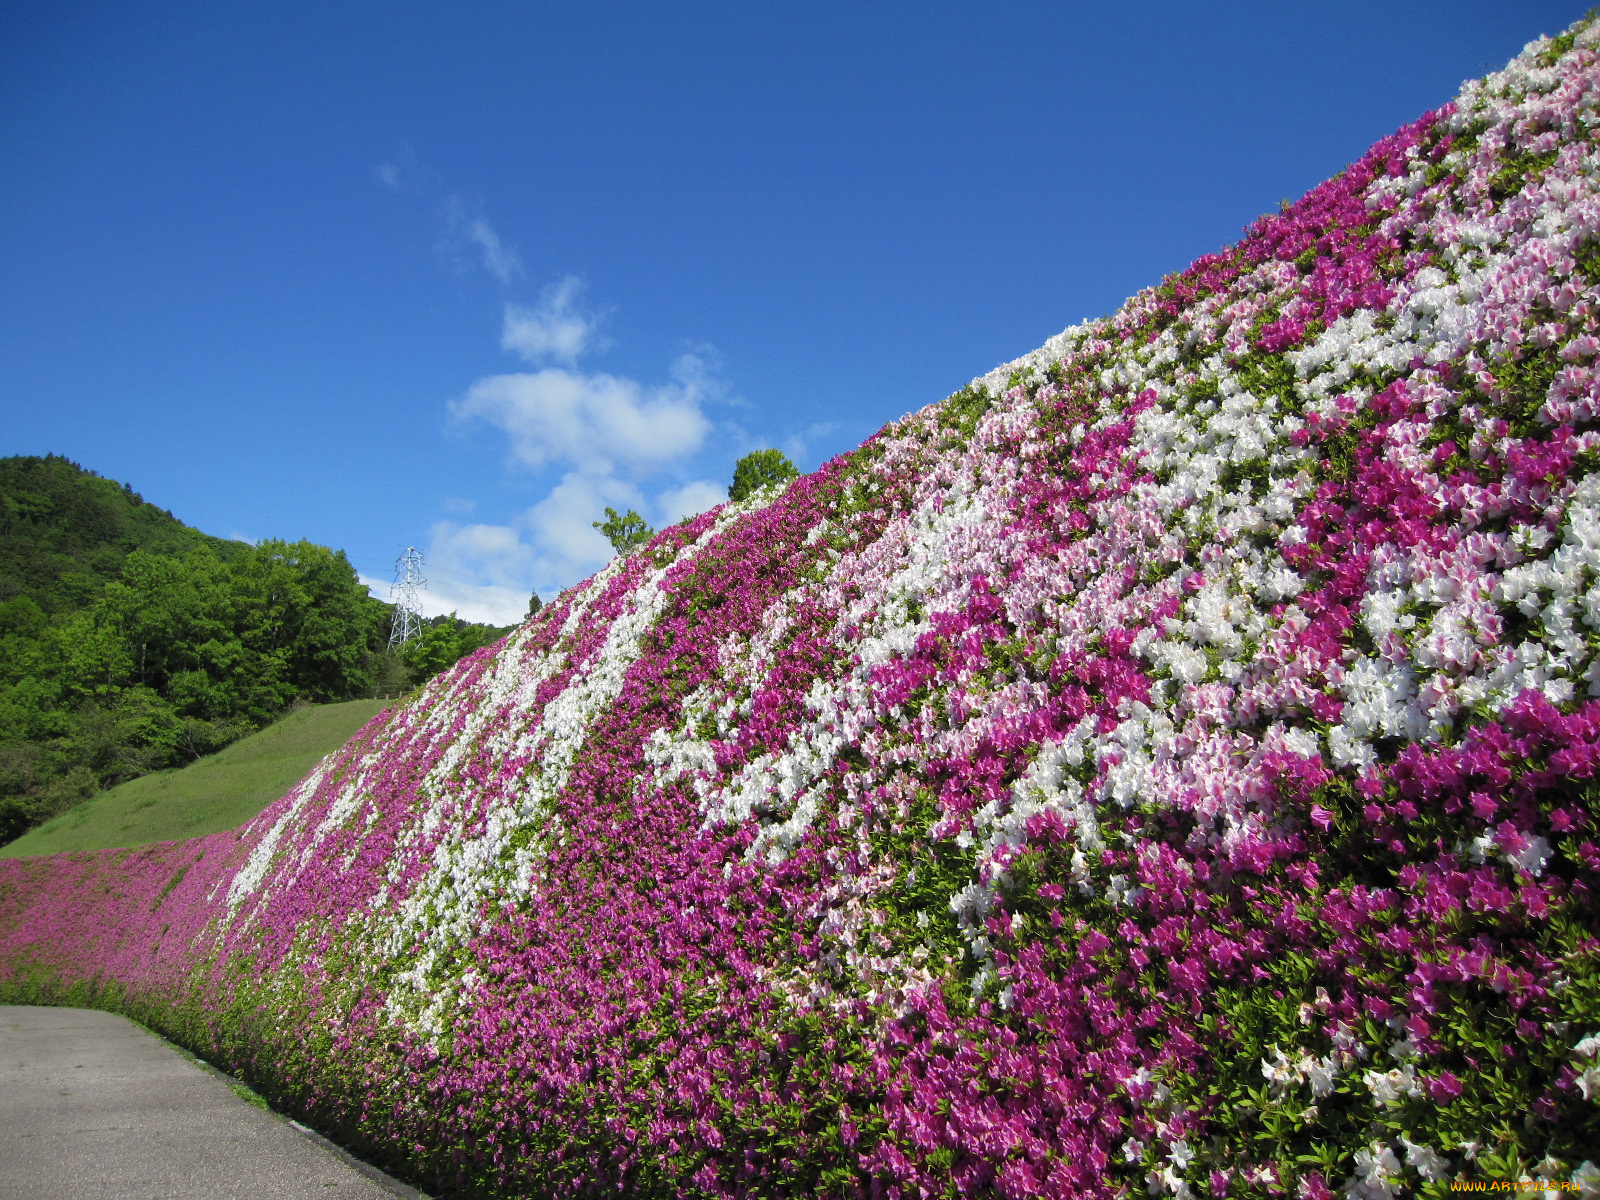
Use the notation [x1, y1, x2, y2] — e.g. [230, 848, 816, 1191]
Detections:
[523, 471, 646, 582]
[395, 476, 641, 624]
[656, 480, 727, 525]
[359, 573, 392, 604]
[402, 469, 724, 625]
[374, 143, 415, 190]
[428, 520, 533, 585]
[379, 469, 731, 627]
[781, 421, 836, 465]
[362, 570, 529, 628]
[452, 354, 715, 475]
[400, 277, 768, 620]
[502, 276, 609, 364]
[423, 579, 531, 627]
[416, 520, 539, 624]
[441, 196, 522, 283]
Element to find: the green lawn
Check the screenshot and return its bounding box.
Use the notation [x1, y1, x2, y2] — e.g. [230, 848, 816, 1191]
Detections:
[0, 699, 389, 857]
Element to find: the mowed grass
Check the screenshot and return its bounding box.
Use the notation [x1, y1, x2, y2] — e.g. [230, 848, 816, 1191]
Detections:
[0, 699, 388, 858]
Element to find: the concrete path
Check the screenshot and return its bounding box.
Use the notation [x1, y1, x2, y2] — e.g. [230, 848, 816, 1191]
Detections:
[0, 1005, 428, 1200]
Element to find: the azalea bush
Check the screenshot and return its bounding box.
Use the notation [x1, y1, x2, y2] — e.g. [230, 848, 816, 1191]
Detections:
[7, 21, 1600, 1199]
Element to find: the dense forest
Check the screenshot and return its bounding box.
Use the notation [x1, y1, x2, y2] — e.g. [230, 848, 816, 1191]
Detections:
[0, 455, 508, 844]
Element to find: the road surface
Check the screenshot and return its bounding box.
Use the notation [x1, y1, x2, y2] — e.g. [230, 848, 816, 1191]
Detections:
[0, 1005, 427, 1200]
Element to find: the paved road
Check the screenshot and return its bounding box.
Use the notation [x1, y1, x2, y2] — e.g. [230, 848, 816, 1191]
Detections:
[0, 1005, 427, 1200]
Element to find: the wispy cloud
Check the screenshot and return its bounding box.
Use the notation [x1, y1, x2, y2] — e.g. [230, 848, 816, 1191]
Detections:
[403, 476, 631, 624]
[655, 480, 728, 526]
[368, 168, 740, 620]
[452, 353, 716, 475]
[782, 421, 838, 464]
[440, 196, 523, 283]
[502, 275, 609, 364]
[374, 150, 521, 284]
[402, 277, 751, 623]
[374, 142, 416, 190]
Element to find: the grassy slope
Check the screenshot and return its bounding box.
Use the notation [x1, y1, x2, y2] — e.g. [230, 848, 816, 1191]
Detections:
[0, 699, 387, 857]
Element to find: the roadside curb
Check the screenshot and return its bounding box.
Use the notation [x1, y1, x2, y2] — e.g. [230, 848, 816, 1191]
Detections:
[145, 1021, 434, 1200]
[286, 1119, 432, 1200]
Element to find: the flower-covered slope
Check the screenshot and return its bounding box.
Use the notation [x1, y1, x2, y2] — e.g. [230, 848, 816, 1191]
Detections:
[7, 22, 1600, 1199]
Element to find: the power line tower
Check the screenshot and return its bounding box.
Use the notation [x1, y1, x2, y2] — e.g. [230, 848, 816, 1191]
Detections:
[388, 546, 426, 649]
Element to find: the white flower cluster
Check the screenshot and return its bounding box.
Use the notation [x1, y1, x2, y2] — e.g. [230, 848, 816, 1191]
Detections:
[971, 16, 1600, 818]
[1360, 1063, 1420, 1108]
[663, 26, 1600, 1011]
[1260, 1043, 1338, 1102]
[1574, 1031, 1600, 1101]
[375, 508, 754, 1038]
[1575, 1161, 1600, 1198]
[219, 756, 338, 911]
[1341, 1137, 1448, 1200]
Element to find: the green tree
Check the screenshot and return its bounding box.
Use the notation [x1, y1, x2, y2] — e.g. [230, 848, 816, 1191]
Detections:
[0, 462, 406, 845]
[54, 608, 135, 699]
[228, 540, 388, 707]
[592, 507, 654, 556]
[397, 613, 512, 684]
[99, 549, 234, 695]
[729, 449, 798, 503]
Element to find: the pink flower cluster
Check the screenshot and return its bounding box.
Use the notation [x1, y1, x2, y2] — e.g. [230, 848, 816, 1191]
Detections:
[6, 20, 1600, 1200]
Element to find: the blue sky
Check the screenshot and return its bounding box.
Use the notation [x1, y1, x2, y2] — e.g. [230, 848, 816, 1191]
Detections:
[1, 1, 1584, 623]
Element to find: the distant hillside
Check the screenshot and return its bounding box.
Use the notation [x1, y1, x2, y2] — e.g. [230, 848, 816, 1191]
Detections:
[0, 698, 388, 858]
[0, 454, 244, 615]
[0, 456, 399, 844]
[0, 456, 510, 847]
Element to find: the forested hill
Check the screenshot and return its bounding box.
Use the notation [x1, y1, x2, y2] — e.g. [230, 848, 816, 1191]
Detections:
[0, 454, 245, 614]
[0, 455, 506, 846]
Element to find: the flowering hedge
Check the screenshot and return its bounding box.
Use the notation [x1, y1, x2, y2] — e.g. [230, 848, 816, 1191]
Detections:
[7, 22, 1600, 1199]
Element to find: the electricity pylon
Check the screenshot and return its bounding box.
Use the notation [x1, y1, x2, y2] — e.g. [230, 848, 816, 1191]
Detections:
[387, 547, 426, 648]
